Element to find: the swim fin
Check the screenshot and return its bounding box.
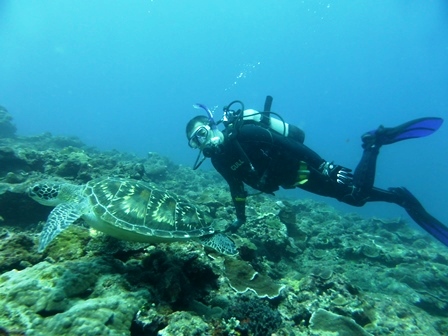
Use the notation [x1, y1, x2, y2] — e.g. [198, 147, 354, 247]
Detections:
[390, 187, 448, 247]
[362, 117, 443, 148]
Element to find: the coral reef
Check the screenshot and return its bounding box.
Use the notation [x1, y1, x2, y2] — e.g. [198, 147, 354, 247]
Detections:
[224, 293, 283, 336]
[0, 232, 42, 273]
[224, 257, 285, 299]
[130, 247, 219, 307]
[0, 106, 16, 138]
[309, 308, 372, 336]
[0, 107, 448, 335]
[0, 259, 148, 335]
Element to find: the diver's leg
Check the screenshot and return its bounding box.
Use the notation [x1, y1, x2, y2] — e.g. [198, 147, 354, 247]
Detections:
[302, 165, 448, 246]
[352, 116, 443, 197]
[353, 145, 379, 192]
[365, 187, 448, 247]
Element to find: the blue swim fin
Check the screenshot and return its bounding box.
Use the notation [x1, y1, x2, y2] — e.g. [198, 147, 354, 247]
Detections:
[390, 187, 448, 247]
[362, 117, 443, 148]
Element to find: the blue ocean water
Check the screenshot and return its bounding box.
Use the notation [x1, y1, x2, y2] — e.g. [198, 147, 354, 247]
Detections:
[1, 1, 447, 226]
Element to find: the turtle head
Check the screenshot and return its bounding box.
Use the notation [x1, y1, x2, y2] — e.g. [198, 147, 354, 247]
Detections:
[28, 182, 64, 206]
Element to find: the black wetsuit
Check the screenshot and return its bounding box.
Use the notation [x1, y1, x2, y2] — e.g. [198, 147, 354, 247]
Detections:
[209, 123, 399, 221]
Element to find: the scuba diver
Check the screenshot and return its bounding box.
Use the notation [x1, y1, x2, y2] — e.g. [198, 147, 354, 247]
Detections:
[186, 96, 448, 247]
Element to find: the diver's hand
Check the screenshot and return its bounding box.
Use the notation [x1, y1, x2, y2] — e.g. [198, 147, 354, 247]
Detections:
[335, 167, 353, 185]
[226, 218, 245, 233]
[319, 161, 353, 185]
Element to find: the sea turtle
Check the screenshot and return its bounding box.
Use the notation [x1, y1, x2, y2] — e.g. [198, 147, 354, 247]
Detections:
[29, 177, 237, 255]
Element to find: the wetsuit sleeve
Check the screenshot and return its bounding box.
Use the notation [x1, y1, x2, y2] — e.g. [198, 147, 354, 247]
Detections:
[231, 183, 247, 222]
[212, 161, 247, 222]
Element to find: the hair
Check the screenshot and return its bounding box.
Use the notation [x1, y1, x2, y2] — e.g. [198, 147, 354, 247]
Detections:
[186, 115, 210, 137]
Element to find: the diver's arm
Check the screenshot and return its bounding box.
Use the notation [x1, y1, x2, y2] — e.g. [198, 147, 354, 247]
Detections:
[222, 171, 247, 222]
[212, 159, 247, 222]
[227, 178, 247, 232]
[229, 181, 247, 223]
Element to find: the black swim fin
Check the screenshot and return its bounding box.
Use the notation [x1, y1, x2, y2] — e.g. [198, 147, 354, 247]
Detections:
[390, 187, 448, 247]
[362, 117, 443, 148]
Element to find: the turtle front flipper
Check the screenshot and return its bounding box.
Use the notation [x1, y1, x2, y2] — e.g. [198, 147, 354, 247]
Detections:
[200, 233, 238, 255]
[38, 203, 83, 252]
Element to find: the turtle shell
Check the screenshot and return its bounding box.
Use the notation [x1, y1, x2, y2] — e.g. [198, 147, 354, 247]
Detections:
[85, 177, 214, 239]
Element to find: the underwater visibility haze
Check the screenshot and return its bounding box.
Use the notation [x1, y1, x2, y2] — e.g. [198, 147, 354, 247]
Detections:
[1, 1, 447, 220]
[1, 1, 448, 335]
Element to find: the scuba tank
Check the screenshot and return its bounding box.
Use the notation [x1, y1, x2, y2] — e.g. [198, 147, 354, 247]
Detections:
[222, 96, 305, 143]
[240, 108, 305, 143]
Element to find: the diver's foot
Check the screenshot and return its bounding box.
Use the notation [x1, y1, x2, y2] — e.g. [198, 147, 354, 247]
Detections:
[361, 117, 443, 149]
[388, 187, 423, 211]
[361, 125, 385, 149]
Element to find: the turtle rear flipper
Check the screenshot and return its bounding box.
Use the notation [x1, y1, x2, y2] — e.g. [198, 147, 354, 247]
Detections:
[38, 203, 83, 252]
[200, 233, 237, 255]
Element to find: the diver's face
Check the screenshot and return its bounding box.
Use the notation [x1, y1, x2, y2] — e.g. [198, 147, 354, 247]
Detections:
[188, 123, 211, 149]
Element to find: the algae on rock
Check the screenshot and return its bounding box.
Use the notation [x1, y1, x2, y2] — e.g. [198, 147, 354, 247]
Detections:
[0, 260, 148, 336]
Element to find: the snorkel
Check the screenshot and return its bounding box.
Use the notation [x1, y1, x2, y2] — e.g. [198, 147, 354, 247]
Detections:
[193, 103, 218, 130]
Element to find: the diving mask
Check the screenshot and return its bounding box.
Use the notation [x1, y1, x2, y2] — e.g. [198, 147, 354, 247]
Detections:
[188, 124, 224, 150]
[188, 125, 211, 149]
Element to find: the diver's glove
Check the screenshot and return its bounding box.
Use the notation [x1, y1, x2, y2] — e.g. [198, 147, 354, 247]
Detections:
[226, 218, 246, 233]
[319, 161, 353, 185]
